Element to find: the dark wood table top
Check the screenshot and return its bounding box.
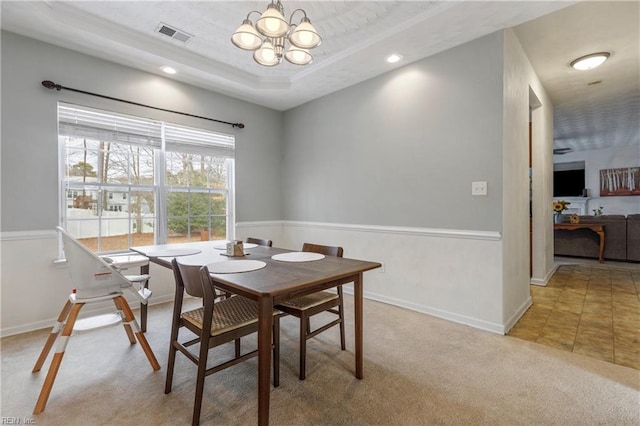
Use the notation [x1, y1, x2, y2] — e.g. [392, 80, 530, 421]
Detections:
[130, 243, 381, 302]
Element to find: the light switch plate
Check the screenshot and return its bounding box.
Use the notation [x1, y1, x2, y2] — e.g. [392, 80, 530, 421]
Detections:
[472, 181, 487, 195]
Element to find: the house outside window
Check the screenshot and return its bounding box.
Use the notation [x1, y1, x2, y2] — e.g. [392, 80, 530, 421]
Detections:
[59, 103, 235, 253]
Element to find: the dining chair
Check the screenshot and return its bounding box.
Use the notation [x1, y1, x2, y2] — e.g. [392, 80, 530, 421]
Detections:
[275, 243, 345, 380]
[166, 258, 280, 426]
[32, 227, 160, 414]
[244, 237, 273, 247]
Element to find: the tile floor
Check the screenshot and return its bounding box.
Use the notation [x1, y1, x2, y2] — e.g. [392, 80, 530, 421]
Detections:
[509, 260, 640, 370]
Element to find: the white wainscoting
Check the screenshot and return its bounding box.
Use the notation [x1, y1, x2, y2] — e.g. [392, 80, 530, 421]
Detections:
[3, 222, 510, 337]
[240, 221, 508, 334]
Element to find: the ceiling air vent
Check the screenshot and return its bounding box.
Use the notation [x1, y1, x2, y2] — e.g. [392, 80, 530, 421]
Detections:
[155, 23, 193, 43]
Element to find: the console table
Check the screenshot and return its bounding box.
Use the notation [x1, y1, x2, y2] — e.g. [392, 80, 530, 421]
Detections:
[554, 223, 605, 263]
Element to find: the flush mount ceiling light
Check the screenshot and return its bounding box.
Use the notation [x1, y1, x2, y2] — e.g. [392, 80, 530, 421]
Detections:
[231, 0, 321, 66]
[570, 52, 610, 71]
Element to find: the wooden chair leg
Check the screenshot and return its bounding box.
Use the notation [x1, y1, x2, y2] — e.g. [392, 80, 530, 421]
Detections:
[235, 338, 241, 357]
[338, 287, 346, 351]
[165, 342, 178, 394]
[114, 296, 160, 371]
[32, 299, 74, 373]
[114, 298, 136, 344]
[165, 318, 181, 394]
[299, 312, 307, 380]
[192, 331, 211, 426]
[33, 302, 83, 414]
[166, 283, 185, 394]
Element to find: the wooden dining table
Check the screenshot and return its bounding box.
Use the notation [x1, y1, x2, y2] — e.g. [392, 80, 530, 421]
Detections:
[130, 241, 381, 425]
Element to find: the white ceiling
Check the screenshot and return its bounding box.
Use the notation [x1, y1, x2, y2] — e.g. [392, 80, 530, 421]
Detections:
[1, 1, 638, 153]
[513, 1, 639, 154]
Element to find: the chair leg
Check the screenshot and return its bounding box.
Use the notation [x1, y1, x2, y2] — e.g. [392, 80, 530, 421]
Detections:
[33, 302, 83, 414]
[114, 296, 160, 371]
[114, 298, 136, 344]
[235, 338, 241, 358]
[165, 342, 178, 394]
[299, 312, 307, 380]
[32, 299, 74, 373]
[338, 287, 346, 351]
[272, 316, 280, 388]
[165, 320, 181, 394]
[140, 264, 150, 332]
[192, 332, 211, 426]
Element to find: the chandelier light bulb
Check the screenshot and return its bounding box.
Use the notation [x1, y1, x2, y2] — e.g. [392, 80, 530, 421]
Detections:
[253, 40, 280, 67]
[231, 20, 263, 50]
[285, 47, 312, 65]
[289, 18, 321, 49]
[256, 4, 288, 38]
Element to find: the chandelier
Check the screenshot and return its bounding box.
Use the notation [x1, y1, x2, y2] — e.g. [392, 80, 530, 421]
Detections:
[231, 0, 322, 67]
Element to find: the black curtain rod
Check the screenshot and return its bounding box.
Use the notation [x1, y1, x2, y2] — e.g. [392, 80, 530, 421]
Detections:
[41, 80, 245, 129]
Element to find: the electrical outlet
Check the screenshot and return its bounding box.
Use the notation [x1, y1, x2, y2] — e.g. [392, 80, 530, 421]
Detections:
[472, 181, 487, 196]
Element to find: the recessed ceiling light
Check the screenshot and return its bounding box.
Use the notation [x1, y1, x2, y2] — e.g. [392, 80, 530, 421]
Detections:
[386, 54, 403, 64]
[570, 52, 610, 71]
[160, 66, 177, 74]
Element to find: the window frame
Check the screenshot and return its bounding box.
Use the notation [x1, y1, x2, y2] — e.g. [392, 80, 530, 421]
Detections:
[58, 102, 236, 254]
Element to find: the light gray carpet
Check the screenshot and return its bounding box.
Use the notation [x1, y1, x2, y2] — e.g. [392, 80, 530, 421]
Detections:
[1, 296, 638, 425]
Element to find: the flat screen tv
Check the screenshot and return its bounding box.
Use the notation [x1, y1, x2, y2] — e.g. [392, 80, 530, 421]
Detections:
[553, 169, 585, 197]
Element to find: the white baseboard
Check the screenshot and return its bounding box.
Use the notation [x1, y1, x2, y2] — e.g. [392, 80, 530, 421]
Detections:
[531, 264, 558, 286]
[503, 296, 533, 334]
[342, 287, 506, 335]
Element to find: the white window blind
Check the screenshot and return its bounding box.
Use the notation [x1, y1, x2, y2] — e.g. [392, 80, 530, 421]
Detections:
[58, 104, 162, 148]
[165, 124, 235, 158]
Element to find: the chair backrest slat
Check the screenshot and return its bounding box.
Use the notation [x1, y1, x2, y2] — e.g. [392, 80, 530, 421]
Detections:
[302, 243, 343, 258]
[173, 259, 217, 305]
[174, 260, 205, 299]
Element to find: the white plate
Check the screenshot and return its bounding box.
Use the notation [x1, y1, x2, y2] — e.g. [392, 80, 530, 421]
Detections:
[271, 252, 325, 262]
[143, 248, 202, 257]
[207, 260, 267, 274]
[212, 241, 258, 250]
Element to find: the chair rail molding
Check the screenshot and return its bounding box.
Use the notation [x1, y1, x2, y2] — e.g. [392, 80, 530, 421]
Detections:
[279, 220, 502, 241]
[0, 229, 58, 241]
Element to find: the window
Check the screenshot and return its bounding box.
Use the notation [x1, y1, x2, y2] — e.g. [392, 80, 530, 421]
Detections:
[59, 103, 235, 253]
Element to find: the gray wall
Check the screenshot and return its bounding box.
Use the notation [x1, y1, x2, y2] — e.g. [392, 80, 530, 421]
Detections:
[0, 31, 284, 232]
[282, 32, 505, 231]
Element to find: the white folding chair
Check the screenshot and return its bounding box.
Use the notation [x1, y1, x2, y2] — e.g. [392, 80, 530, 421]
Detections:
[32, 227, 160, 414]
